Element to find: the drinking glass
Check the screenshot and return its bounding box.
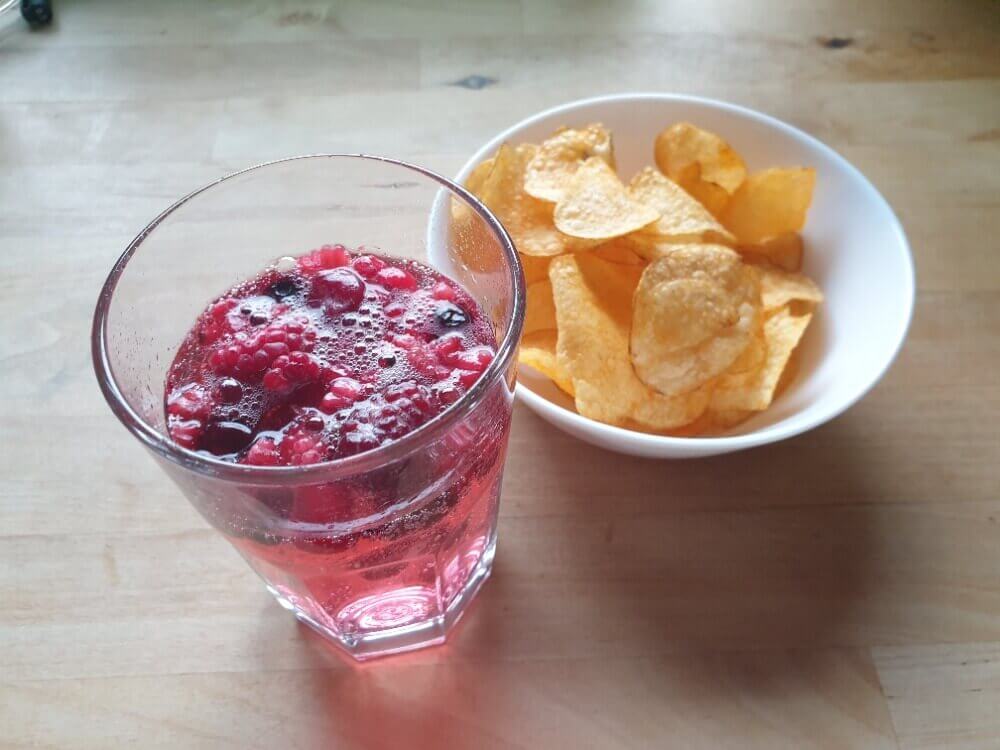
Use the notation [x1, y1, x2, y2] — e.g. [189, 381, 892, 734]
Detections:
[92, 155, 524, 660]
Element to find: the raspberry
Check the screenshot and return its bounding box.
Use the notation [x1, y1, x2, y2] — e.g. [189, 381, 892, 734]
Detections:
[298, 244, 351, 275]
[198, 298, 239, 344]
[351, 254, 386, 280]
[168, 416, 203, 450]
[430, 333, 463, 360]
[393, 334, 450, 381]
[281, 424, 328, 465]
[375, 266, 417, 291]
[244, 437, 282, 466]
[263, 351, 322, 392]
[431, 280, 456, 301]
[167, 384, 212, 421]
[319, 376, 364, 413]
[310, 267, 365, 314]
[448, 346, 495, 373]
[337, 420, 383, 456]
[209, 318, 317, 380]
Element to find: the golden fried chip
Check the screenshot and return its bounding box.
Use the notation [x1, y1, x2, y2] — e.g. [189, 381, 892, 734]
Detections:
[684, 174, 731, 218]
[591, 238, 647, 266]
[722, 168, 816, 244]
[758, 266, 823, 311]
[549, 254, 709, 429]
[524, 279, 557, 335]
[740, 232, 804, 271]
[553, 158, 659, 240]
[654, 122, 747, 194]
[519, 330, 574, 397]
[520, 253, 552, 285]
[627, 167, 735, 246]
[709, 305, 812, 412]
[465, 157, 495, 195]
[475, 143, 583, 257]
[524, 124, 615, 203]
[630, 244, 761, 397]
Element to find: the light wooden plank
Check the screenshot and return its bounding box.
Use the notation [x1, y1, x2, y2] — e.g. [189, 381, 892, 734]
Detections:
[0, 648, 896, 750]
[874, 642, 1000, 750]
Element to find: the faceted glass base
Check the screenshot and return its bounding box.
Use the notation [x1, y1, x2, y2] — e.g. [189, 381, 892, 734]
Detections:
[267, 533, 496, 661]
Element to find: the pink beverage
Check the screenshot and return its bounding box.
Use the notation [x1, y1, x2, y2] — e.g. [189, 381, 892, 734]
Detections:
[163, 245, 509, 646]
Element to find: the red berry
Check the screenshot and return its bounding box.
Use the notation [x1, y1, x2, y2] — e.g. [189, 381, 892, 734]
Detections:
[281, 424, 328, 465]
[449, 346, 494, 373]
[210, 318, 316, 380]
[263, 351, 321, 392]
[298, 244, 351, 275]
[318, 244, 350, 268]
[311, 267, 366, 314]
[244, 438, 282, 466]
[431, 333, 463, 360]
[351, 254, 386, 280]
[319, 376, 364, 413]
[198, 298, 239, 344]
[168, 416, 203, 449]
[375, 266, 417, 291]
[166, 384, 212, 421]
[431, 280, 456, 300]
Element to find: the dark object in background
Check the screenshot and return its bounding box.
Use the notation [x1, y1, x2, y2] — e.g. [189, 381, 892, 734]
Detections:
[21, 0, 52, 27]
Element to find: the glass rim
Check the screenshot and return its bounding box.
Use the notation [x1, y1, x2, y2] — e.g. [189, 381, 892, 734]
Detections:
[92, 153, 525, 486]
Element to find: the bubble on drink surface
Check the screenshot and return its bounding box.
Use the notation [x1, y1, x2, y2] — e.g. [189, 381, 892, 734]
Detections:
[274, 256, 297, 273]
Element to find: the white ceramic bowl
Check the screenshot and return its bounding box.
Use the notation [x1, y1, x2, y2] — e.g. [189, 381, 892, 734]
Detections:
[452, 93, 914, 458]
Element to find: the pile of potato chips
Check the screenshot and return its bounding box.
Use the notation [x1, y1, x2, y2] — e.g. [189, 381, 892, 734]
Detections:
[458, 122, 824, 435]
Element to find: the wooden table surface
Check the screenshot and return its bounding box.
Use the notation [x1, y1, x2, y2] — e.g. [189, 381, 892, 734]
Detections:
[2, 2, 999, 748]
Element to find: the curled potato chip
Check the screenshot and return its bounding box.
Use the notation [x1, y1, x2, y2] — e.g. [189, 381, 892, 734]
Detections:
[740, 232, 804, 271]
[591, 238, 648, 266]
[709, 305, 812, 412]
[655, 122, 747, 194]
[630, 244, 761, 397]
[524, 124, 615, 203]
[684, 173, 731, 218]
[519, 330, 575, 396]
[520, 253, 552, 285]
[553, 158, 660, 240]
[627, 167, 734, 246]
[722, 168, 816, 244]
[475, 143, 586, 257]
[524, 279, 557, 335]
[465, 157, 495, 195]
[549, 254, 709, 430]
[758, 266, 823, 311]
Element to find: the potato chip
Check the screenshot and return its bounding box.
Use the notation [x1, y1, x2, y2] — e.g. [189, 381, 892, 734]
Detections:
[684, 174, 731, 218]
[465, 157, 495, 195]
[591, 238, 647, 266]
[519, 330, 574, 396]
[520, 253, 552, 285]
[722, 168, 816, 244]
[758, 266, 823, 311]
[549, 254, 708, 429]
[630, 244, 761, 397]
[654, 122, 747, 194]
[626, 167, 735, 246]
[740, 232, 804, 271]
[524, 124, 615, 203]
[524, 279, 557, 335]
[475, 143, 584, 257]
[553, 158, 660, 240]
[709, 305, 812, 412]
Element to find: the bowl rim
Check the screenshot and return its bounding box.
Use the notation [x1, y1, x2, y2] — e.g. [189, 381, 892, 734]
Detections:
[455, 92, 915, 451]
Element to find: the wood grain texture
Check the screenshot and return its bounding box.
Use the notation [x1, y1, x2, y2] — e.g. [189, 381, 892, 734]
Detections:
[1, 1, 998, 747]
